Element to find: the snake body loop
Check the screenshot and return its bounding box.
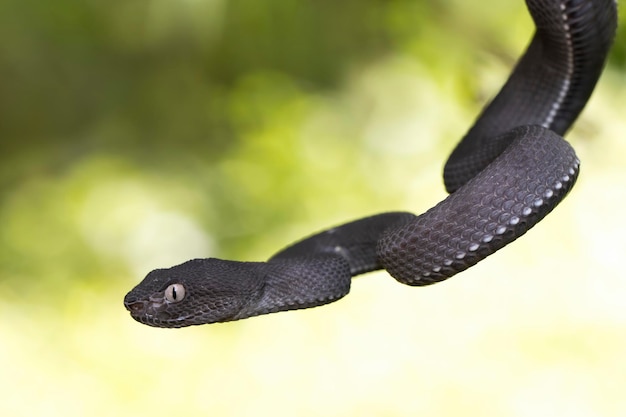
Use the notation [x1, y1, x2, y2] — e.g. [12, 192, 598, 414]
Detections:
[124, 0, 617, 328]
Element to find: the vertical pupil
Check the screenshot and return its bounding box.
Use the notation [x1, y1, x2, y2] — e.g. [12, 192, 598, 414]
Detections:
[171, 286, 177, 300]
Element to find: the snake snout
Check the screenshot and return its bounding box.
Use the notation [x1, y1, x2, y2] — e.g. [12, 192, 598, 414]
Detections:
[124, 298, 146, 314]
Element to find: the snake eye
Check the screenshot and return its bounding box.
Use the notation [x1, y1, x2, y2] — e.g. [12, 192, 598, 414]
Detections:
[164, 283, 186, 303]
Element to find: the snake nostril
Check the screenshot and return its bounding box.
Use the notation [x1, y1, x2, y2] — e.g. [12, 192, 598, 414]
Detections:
[125, 301, 146, 313]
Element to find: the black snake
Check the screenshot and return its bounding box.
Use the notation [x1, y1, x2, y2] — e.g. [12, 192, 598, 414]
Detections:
[124, 0, 618, 328]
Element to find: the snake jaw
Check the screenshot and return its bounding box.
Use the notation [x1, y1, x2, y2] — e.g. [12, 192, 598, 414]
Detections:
[124, 298, 195, 328]
[124, 289, 198, 328]
[124, 293, 162, 324]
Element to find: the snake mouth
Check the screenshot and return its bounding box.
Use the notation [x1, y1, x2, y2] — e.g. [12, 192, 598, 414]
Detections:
[124, 298, 200, 328]
[124, 291, 203, 328]
[136, 313, 199, 328]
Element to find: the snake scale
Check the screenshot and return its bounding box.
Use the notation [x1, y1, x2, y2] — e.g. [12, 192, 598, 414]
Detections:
[125, 0, 618, 328]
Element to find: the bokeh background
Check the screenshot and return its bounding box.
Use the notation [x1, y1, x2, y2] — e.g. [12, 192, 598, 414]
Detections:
[2, 0, 626, 416]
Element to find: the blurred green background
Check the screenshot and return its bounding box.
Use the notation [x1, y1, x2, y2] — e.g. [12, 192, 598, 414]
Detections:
[2, 0, 626, 416]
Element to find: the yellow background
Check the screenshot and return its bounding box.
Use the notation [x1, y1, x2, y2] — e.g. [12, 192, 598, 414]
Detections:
[2, 1, 626, 416]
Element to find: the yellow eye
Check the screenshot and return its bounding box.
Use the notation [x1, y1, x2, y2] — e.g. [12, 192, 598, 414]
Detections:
[164, 283, 186, 303]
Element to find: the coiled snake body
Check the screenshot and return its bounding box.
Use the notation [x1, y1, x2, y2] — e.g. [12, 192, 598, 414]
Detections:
[125, 0, 617, 328]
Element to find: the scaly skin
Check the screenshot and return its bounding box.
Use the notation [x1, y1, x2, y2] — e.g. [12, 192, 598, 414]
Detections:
[124, 0, 617, 328]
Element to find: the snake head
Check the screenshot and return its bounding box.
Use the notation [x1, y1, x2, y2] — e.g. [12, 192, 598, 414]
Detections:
[123, 258, 266, 328]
